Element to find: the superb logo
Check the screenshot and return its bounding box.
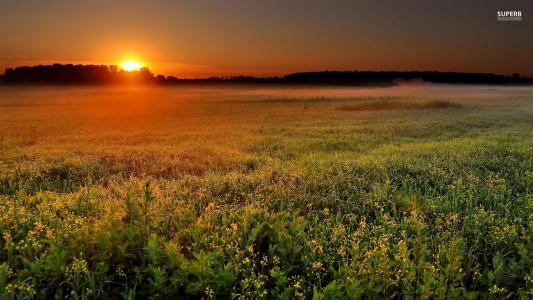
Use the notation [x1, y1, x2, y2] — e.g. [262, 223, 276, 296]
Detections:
[497, 10, 522, 21]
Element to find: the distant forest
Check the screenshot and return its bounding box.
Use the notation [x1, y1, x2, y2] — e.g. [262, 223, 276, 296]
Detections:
[1, 64, 532, 86]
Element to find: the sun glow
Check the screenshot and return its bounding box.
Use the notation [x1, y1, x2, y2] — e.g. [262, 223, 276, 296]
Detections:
[120, 60, 143, 72]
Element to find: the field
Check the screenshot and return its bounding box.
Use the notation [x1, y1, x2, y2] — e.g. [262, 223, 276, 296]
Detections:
[0, 85, 532, 299]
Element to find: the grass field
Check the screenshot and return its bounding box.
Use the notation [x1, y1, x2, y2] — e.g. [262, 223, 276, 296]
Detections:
[0, 85, 532, 299]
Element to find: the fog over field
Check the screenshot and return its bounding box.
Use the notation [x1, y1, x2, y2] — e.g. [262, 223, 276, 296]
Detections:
[2, 84, 532, 108]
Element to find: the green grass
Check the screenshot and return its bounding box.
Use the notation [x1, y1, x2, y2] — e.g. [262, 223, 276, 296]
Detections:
[0, 86, 532, 299]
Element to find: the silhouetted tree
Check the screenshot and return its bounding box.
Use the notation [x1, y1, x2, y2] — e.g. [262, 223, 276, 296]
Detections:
[0, 64, 156, 85]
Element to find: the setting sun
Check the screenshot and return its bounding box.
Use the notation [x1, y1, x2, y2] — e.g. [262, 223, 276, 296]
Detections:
[120, 60, 142, 72]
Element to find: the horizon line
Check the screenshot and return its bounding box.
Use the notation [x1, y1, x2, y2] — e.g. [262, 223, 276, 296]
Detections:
[2, 63, 531, 80]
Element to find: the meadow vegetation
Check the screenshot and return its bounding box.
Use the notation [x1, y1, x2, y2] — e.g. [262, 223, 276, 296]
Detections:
[0, 86, 531, 299]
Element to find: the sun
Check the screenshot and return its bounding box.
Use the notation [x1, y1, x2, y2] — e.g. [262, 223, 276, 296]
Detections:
[119, 60, 143, 72]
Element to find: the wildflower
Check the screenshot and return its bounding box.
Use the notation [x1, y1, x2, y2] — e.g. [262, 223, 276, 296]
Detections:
[45, 228, 55, 239]
[489, 284, 506, 295]
[253, 278, 264, 289]
[312, 261, 323, 270]
[116, 266, 127, 278]
[293, 281, 301, 289]
[205, 286, 215, 299]
[260, 256, 269, 266]
[3, 231, 11, 240]
[337, 246, 346, 257]
[205, 202, 216, 214]
[66, 257, 89, 277]
[34, 220, 46, 232]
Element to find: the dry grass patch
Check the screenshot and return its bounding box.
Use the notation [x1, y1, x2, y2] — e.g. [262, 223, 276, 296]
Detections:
[337, 99, 463, 111]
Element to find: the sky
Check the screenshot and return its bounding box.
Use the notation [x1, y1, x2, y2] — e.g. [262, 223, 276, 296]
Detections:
[1, 0, 532, 78]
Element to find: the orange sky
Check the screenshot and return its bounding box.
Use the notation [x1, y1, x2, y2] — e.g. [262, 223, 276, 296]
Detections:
[1, 0, 532, 78]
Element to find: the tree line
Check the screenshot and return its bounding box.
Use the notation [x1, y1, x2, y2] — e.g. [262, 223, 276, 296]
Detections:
[1, 64, 531, 86]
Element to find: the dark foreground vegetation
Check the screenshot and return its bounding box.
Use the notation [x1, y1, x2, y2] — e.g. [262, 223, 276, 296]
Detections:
[1, 64, 532, 86]
[0, 86, 532, 299]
